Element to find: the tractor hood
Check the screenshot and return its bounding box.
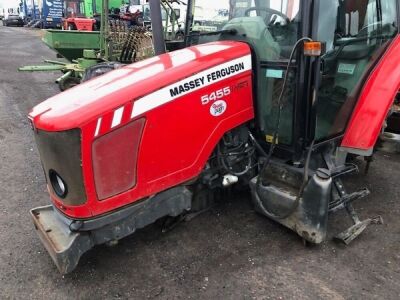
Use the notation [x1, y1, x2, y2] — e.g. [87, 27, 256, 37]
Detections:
[29, 41, 251, 131]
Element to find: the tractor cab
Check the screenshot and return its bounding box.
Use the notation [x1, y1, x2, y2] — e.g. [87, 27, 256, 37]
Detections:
[191, 0, 398, 156]
[187, 0, 399, 242]
[63, 0, 96, 31]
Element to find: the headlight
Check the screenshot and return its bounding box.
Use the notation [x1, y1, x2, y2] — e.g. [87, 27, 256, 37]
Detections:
[49, 170, 68, 198]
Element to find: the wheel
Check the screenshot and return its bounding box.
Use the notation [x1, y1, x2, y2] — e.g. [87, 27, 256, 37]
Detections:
[175, 31, 184, 40]
[377, 132, 400, 154]
[58, 77, 81, 92]
[134, 16, 144, 27]
[244, 7, 290, 25]
[81, 62, 124, 83]
[67, 24, 76, 31]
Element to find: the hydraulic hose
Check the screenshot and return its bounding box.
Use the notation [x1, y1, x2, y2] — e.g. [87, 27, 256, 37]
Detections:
[254, 37, 315, 220]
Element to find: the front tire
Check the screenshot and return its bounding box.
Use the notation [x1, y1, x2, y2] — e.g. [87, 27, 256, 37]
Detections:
[59, 77, 81, 91]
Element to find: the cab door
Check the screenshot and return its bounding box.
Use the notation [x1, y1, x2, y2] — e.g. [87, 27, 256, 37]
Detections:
[240, 0, 304, 148]
[313, 0, 399, 142]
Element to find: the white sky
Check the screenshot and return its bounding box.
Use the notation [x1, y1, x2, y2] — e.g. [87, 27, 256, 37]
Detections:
[0, 0, 20, 9]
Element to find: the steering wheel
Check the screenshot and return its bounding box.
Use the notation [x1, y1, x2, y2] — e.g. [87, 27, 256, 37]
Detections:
[244, 7, 290, 26]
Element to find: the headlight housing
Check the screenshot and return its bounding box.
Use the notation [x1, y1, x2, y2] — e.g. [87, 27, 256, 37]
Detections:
[34, 129, 87, 206]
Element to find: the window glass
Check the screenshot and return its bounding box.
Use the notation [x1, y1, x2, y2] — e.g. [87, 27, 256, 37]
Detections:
[261, 68, 297, 145]
[64, 0, 84, 17]
[192, 0, 301, 60]
[315, 0, 398, 140]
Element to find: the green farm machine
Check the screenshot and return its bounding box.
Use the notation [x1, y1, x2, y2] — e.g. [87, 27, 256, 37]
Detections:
[19, 0, 186, 91]
[62, 0, 124, 19]
[83, 0, 124, 18]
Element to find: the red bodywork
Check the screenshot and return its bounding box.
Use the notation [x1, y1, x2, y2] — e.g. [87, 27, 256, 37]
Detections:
[63, 17, 95, 31]
[29, 41, 254, 219]
[341, 35, 400, 152]
[30, 35, 400, 219]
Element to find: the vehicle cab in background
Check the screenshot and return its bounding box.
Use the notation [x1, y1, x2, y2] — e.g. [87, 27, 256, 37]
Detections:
[120, 0, 186, 40]
[63, 0, 96, 31]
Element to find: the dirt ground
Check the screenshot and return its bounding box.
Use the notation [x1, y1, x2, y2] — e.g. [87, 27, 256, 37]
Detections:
[0, 25, 399, 300]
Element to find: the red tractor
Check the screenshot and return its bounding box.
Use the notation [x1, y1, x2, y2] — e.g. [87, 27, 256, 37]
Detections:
[63, 17, 96, 31]
[29, 0, 400, 274]
[62, 0, 96, 31]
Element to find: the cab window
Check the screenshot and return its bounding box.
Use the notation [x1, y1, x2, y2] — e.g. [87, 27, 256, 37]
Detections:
[224, 0, 302, 146]
[315, 0, 398, 141]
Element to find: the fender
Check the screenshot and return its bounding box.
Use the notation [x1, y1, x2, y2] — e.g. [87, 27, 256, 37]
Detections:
[29, 41, 254, 219]
[341, 34, 400, 154]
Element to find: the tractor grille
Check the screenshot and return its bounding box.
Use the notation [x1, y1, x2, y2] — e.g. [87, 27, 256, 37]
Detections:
[34, 129, 87, 206]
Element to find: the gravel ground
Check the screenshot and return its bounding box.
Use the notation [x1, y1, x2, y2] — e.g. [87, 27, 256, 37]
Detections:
[0, 25, 399, 300]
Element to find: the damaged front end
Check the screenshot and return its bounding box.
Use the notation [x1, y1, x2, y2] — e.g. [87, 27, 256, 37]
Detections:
[31, 187, 192, 274]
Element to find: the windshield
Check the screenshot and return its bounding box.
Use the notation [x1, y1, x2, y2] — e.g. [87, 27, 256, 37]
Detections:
[192, 0, 301, 60]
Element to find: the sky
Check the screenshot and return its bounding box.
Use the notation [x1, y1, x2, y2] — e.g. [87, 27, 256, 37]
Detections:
[0, 0, 20, 10]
